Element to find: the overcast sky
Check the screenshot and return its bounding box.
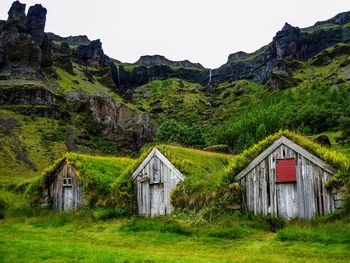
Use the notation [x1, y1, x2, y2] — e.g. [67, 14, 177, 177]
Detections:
[1, 0, 350, 68]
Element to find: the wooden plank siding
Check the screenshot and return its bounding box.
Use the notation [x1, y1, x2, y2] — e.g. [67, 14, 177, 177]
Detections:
[49, 163, 83, 211]
[238, 144, 335, 219]
[133, 149, 184, 217]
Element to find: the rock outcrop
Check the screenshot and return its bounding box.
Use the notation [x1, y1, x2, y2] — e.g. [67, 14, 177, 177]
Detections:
[67, 91, 155, 152]
[134, 55, 204, 69]
[73, 39, 110, 68]
[26, 4, 47, 46]
[0, 1, 156, 152]
[0, 1, 52, 72]
[273, 23, 302, 60]
[117, 64, 209, 91]
[46, 33, 90, 46]
[212, 13, 350, 88]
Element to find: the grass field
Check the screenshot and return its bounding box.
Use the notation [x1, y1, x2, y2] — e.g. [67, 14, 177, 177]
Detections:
[0, 202, 350, 262]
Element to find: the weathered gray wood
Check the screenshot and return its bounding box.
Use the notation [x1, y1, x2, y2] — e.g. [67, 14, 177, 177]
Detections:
[133, 148, 184, 217]
[236, 136, 335, 181]
[49, 163, 83, 211]
[238, 142, 337, 219]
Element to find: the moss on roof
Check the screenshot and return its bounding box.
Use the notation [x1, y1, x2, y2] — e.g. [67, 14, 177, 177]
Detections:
[157, 145, 235, 191]
[27, 153, 136, 207]
[225, 130, 350, 191]
[138, 144, 237, 212]
[28, 131, 348, 213]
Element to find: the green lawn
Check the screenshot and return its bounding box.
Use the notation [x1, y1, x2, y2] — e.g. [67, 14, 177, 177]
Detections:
[0, 209, 350, 262]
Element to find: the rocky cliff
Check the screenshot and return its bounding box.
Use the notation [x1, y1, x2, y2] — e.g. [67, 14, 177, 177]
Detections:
[1, 0, 350, 153]
[212, 14, 350, 89]
[0, 1, 155, 153]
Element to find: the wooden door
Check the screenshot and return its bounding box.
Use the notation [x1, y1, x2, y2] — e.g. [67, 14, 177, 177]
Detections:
[140, 181, 150, 216]
[276, 183, 297, 218]
[150, 184, 164, 216]
[63, 187, 73, 211]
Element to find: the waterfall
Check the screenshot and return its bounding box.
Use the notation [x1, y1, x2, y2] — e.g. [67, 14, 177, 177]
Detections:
[207, 69, 212, 91]
[116, 64, 121, 87]
[207, 69, 212, 107]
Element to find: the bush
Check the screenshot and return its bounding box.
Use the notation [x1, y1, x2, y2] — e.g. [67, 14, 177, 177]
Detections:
[203, 144, 232, 154]
[156, 120, 206, 147]
[207, 226, 251, 239]
[0, 198, 8, 219]
[265, 215, 286, 232]
[336, 116, 350, 145]
[92, 207, 134, 221]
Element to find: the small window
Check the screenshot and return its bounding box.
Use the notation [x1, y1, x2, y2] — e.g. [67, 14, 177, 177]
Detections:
[152, 168, 161, 184]
[63, 177, 72, 186]
[276, 159, 296, 183]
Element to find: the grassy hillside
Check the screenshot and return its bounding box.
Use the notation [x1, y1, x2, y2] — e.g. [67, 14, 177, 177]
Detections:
[128, 43, 350, 154]
[132, 79, 210, 125]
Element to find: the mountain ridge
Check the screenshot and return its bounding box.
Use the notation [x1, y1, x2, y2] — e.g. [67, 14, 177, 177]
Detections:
[0, 0, 350, 185]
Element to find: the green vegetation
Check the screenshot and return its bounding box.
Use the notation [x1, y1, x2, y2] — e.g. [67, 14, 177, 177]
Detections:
[0, 210, 350, 262]
[225, 130, 350, 194]
[1, 17, 350, 263]
[132, 78, 209, 125]
[336, 116, 350, 146]
[156, 119, 206, 147]
[127, 44, 350, 156]
[209, 80, 350, 153]
[27, 153, 136, 208]
[148, 145, 239, 212]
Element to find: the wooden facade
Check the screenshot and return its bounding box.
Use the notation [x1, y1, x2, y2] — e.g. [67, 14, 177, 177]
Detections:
[236, 136, 339, 219]
[132, 148, 184, 217]
[49, 162, 83, 211]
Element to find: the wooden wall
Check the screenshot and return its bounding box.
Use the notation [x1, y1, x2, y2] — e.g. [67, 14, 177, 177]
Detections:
[49, 164, 83, 211]
[134, 155, 182, 216]
[239, 144, 335, 219]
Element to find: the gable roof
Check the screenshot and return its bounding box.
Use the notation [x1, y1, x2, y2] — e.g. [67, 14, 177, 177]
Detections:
[131, 148, 184, 181]
[41, 153, 136, 191]
[235, 135, 335, 181]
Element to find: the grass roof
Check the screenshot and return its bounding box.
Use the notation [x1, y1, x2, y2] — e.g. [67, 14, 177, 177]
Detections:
[27, 153, 136, 208]
[225, 130, 350, 191]
[156, 145, 235, 191]
[28, 131, 349, 213]
[134, 144, 237, 212]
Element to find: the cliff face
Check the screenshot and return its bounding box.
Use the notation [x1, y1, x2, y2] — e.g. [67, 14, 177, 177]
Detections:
[212, 14, 350, 89]
[1, 0, 350, 154]
[0, 1, 155, 153]
[0, 1, 51, 73]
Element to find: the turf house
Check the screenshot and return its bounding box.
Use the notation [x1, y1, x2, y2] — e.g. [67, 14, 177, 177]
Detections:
[28, 153, 135, 211]
[234, 134, 345, 219]
[131, 148, 185, 216]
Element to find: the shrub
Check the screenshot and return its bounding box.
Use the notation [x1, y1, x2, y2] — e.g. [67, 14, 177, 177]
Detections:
[92, 207, 134, 221]
[203, 144, 232, 154]
[336, 116, 350, 145]
[265, 215, 286, 232]
[0, 198, 8, 219]
[156, 120, 206, 147]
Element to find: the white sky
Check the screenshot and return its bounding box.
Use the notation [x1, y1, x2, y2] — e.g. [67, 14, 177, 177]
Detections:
[1, 0, 350, 68]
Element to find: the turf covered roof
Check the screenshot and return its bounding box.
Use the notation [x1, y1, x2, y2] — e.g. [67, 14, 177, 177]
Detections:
[225, 130, 350, 190]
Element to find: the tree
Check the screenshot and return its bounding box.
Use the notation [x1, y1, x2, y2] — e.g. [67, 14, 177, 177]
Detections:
[336, 116, 350, 145]
[156, 120, 206, 147]
[156, 120, 182, 143]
